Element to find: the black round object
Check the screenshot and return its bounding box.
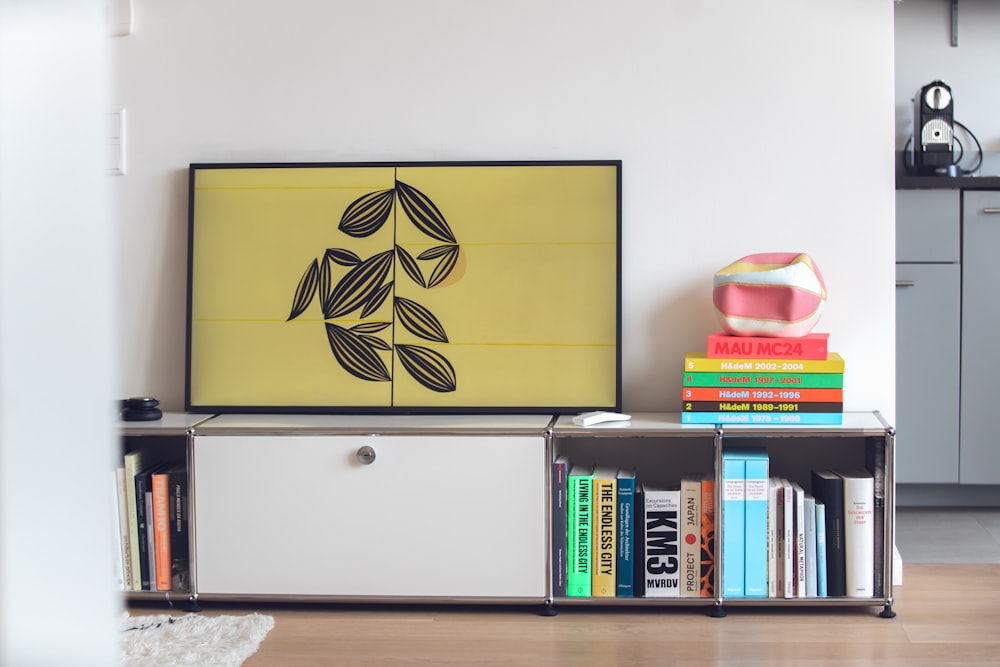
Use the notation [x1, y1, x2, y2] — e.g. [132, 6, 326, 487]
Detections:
[122, 397, 163, 421]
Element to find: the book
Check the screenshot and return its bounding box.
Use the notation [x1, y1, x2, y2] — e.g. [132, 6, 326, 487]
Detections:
[865, 440, 886, 598]
[742, 449, 769, 598]
[767, 477, 782, 598]
[683, 401, 843, 413]
[705, 331, 830, 360]
[791, 481, 806, 597]
[551, 455, 570, 598]
[132, 464, 159, 590]
[683, 352, 845, 374]
[706, 331, 830, 360]
[682, 371, 844, 389]
[841, 469, 875, 598]
[145, 489, 156, 591]
[681, 412, 844, 426]
[122, 447, 174, 590]
[682, 387, 843, 403]
[151, 470, 172, 591]
[591, 466, 618, 597]
[699, 474, 715, 598]
[168, 465, 190, 593]
[567, 465, 594, 597]
[815, 501, 828, 597]
[680, 473, 702, 597]
[720, 451, 745, 598]
[616, 469, 636, 597]
[113, 467, 130, 590]
[780, 478, 795, 598]
[810, 469, 847, 597]
[642, 484, 681, 597]
[633, 485, 645, 597]
[804, 494, 818, 597]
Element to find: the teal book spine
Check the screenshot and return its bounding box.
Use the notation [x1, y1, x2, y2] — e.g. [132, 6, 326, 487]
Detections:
[721, 451, 746, 598]
[615, 470, 636, 597]
[742, 449, 769, 598]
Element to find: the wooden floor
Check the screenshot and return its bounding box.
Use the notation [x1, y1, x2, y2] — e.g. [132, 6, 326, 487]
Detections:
[130, 564, 1000, 666]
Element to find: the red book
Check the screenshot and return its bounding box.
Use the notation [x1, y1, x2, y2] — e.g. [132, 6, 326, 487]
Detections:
[705, 332, 829, 360]
[152, 472, 172, 591]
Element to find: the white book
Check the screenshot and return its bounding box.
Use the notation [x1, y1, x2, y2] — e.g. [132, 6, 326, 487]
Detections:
[680, 474, 702, 597]
[767, 477, 782, 598]
[643, 485, 681, 597]
[841, 470, 875, 597]
[111, 468, 126, 590]
[804, 495, 817, 597]
[780, 478, 795, 598]
[791, 482, 806, 597]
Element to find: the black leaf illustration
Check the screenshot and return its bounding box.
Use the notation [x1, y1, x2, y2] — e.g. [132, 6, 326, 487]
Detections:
[319, 254, 333, 318]
[325, 323, 391, 382]
[360, 281, 393, 319]
[350, 321, 392, 334]
[396, 344, 457, 393]
[324, 249, 394, 319]
[394, 297, 448, 343]
[325, 247, 362, 267]
[395, 180, 457, 243]
[417, 244, 456, 260]
[339, 189, 395, 238]
[426, 245, 460, 288]
[288, 258, 319, 321]
[395, 245, 425, 288]
[360, 334, 392, 352]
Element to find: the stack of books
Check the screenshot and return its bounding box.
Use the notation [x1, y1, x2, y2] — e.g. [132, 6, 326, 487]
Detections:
[681, 332, 844, 425]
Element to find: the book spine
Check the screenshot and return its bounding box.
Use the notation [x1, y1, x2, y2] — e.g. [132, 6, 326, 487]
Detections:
[680, 475, 701, 597]
[865, 440, 886, 598]
[152, 472, 172, 591]
[811, 470, 847, 597]
[683, 353, 845, 374]
[633, 487, 645, 597]
[721, 455, 745, 598]
[793, 484, 806, 597]
[815, 502, 828, 597]
[743, 454, 769, 598]
[699, 477, 715, 598]
[767, 478, 780, 598]
[551, 457, 569, 598]
[591, 477, 617, 597]
[682, 387, 843, 402]
[114, 468, 132, 591]
[681, 412, 844, 426]
[616, 476, 636, 597]
[843, 473, 875, 598]
[781, 480, 794, 598]
[682, 371, 844, 389]
[133, 472, 152, 590]
[683, 401, 843, 413]
[643, 490, 681, 597]
[169, 468, 190, 593]
[805, 495, 817, 597]
[567, 475, 592, 597]
[705, 332, 829, 360]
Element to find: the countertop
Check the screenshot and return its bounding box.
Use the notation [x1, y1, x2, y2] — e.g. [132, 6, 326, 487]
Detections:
[896, 152, 1000, 190]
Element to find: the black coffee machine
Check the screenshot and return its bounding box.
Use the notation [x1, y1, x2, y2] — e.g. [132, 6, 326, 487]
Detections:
[910, 80, 958, 176]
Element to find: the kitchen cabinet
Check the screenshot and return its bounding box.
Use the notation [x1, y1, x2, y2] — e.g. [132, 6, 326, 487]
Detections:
[960, 191, 1000, 484]
[894, 189, 961, 483]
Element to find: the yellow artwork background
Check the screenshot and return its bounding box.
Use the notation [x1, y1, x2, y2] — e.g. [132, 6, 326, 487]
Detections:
[188, 163, 619, 410]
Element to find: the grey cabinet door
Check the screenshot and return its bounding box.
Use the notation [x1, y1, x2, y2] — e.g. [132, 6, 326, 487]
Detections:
[896, 263, 961, 483]
[960, 191, 1000, 484]
[896, 190, 960, 263]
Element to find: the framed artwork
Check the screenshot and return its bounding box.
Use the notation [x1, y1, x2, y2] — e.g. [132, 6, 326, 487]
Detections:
[185, 161, 621, 414]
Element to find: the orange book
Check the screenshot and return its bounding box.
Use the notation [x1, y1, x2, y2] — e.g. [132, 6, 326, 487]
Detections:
[152, 472, 172, 591]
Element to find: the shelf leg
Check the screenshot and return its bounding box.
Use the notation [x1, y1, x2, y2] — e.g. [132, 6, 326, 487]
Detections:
[538, 599, 558, 617]
[184, 596, 202, 613]
[879, 603, 896, 619]
[709, 603, 727, 618]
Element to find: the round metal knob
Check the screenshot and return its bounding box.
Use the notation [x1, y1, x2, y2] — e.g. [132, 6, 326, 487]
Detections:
[356, 445, 376, 465]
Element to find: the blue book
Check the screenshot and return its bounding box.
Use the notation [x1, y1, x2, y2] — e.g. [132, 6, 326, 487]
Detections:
[741, 448, 769, 598]
[615, 469, 636, 597]
[681, 412, 843, 426]
[804, 495, 818, 597]
[721, 450, 746, 598]
[815, 501, 828, 597]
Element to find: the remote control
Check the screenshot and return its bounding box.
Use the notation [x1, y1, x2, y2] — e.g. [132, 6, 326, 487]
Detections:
[572, 411, 632, 427]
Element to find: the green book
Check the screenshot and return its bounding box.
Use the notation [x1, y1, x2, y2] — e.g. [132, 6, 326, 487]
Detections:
[567, 465, 594, 597]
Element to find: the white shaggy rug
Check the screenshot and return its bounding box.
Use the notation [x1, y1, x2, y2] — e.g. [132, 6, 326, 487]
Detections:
[121, 613, 274, 667]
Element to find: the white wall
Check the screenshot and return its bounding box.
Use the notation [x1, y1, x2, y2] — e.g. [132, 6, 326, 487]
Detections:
[0, 1, 120, 664]
[112, 0, 897, 419]
[895, 0, 1000, 168]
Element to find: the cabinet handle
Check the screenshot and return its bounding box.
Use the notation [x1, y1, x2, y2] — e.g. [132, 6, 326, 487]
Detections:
[983, 208, 1000, 215]
[896, 280, 915, 288]
[356, 445, 376, 465]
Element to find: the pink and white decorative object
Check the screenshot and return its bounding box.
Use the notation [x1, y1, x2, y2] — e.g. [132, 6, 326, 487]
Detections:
[712, 253, 827, 337]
